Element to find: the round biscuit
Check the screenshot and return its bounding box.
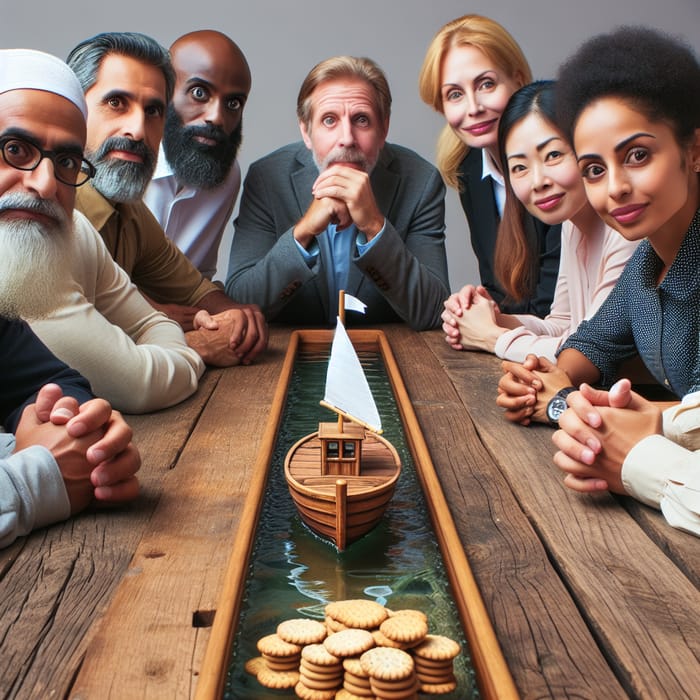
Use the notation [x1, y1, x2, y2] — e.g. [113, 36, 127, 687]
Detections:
[371, 628, 406, 649]
[293, 680, 337, 700]
[336, 689, 374, 700]
[256, 666, 299, 689]
[256, 632, 302, 657]
[325, 599, 388, 629]
[342, 656, 368, 677]
[324, 629, 375, 658]
[370, 675, 420, 699]
[325, 615, 348, 632]
[299, 671, 343, 691]
[420, 678, 458, 694]
[262, 653, 300, 672]
[243, 655, 265, 677]
[302, 642, 342, 667]
[416, 668, 457, 684]
[412, 634, 461, 661]
[379, 614, 428, 644]
[300, 659, 343, 679]
[360, 646, 414, 681]
[277, 617, 328, 645]
[387, 608, 428, 624]
[342, 677, 374, 696]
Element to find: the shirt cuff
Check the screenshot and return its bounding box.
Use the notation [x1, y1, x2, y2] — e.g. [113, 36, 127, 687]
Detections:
[356, 219, 386, 255]
[294, 238, 319, 267]
[623, 434, 694, 508]
[662, 392, 700, 449]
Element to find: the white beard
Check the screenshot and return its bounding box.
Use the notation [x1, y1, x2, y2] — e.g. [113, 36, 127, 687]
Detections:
[0, 194, 74, 320]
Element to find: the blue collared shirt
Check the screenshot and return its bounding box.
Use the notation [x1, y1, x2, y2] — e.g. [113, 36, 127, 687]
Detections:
[294, 222, 385, 302]
[559, 208, 700, 397]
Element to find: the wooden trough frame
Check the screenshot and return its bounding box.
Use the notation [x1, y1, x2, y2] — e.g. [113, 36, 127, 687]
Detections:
[195, 328, 517, 699]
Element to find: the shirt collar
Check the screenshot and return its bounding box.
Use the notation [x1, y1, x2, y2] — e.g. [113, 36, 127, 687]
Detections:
[481, 149, 504, 187]
[152, 143, 175, 180]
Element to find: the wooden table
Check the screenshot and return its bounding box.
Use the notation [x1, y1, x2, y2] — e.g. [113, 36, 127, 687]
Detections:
[1, 326, 698, 699]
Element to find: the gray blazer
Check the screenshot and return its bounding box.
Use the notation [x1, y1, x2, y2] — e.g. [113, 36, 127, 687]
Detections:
[225, 141, 449, 329]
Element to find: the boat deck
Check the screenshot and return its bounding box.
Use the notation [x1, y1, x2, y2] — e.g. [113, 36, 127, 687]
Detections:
[1, 325, 698, 699]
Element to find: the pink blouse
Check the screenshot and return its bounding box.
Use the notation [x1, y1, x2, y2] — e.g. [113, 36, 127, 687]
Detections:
[493, 221, 639, 362]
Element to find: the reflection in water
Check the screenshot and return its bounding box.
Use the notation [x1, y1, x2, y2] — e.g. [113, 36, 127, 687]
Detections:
[224, 351, 478, 699]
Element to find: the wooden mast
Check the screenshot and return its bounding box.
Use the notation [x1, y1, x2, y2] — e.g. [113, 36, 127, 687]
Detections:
[337, 290, 345, 432]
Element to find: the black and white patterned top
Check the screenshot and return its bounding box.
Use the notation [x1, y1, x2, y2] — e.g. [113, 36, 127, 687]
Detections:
[559, 208, 700, 398]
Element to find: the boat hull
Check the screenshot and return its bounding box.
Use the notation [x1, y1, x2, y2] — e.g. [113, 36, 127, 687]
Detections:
[284, 431, 401, 550]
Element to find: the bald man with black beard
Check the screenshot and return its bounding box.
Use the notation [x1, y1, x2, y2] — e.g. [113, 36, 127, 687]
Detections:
[144, 30, 251, 281]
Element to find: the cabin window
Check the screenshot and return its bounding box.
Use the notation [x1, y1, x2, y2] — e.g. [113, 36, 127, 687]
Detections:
[343, 442, 356, 458]
[327, 441, 339, 458]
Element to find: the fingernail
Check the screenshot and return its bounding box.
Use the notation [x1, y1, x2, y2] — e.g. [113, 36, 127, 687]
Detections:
[582, 448, 595, 463]
[89, 448, 106, 464]
[52, 407, 76, 420]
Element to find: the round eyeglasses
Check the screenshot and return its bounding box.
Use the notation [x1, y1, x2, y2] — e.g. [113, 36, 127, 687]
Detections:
[0, 136, 96, 187]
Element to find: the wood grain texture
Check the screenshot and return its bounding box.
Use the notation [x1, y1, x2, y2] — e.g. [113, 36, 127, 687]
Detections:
[68, 333, 291, 699]
[386, 326, 627, 699]
[0, 370, 221, 700]
[419, 329, 700, 699]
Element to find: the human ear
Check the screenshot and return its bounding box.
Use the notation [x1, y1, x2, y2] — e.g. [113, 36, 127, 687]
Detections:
[299, 120, 312, 149]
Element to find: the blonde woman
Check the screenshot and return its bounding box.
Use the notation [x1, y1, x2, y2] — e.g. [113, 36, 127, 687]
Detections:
[419, 14, 560, 316]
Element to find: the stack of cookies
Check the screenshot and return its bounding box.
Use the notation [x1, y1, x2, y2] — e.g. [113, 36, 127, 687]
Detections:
[359, 646, 419, 698]
[246, 598, 461, 698]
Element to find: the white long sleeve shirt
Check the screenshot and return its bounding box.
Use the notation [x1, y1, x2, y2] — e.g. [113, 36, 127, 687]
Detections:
[623, 392, 700, 537]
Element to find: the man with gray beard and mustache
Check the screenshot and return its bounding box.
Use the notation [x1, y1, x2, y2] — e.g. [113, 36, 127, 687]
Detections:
[0, 49, 141, 546]
[144, 31, 250, 281]
[0, 48, 204, 414]
[225, 55, 449, 329]
[69, 32, 267, 368]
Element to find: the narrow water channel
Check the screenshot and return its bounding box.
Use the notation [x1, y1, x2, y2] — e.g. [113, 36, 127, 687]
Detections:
[224, 349, 478, 699]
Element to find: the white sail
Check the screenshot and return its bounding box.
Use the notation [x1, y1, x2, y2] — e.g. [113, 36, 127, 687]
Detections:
[322, 317, 382, 433]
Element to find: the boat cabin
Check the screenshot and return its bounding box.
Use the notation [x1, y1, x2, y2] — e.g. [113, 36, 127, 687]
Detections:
[318, 421, 365, 476]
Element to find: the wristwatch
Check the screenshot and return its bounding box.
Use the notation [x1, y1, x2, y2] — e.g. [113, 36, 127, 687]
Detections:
[546, 386, 577, 426]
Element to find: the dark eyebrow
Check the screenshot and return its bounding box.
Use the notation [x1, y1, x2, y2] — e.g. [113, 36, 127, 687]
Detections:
[577, 132, 655, 163]
[103, 89, 165, 113]
[0, 127, 84, 155]
[507, 136, 562, 162]
[536, 136, 563, 152]
[184, 76, 215, 90]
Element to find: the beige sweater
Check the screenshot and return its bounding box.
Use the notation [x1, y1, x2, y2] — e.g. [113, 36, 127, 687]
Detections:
[30, 211, 204, 413]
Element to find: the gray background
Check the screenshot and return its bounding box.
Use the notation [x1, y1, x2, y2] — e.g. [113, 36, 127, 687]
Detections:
[3, 0, 698, 289]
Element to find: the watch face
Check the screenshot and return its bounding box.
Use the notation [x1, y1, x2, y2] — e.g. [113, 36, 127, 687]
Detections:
[546, 396, 568, 424]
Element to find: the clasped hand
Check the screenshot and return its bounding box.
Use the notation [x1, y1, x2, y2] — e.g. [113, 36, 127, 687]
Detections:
[13, 384, 140, 515]
[294, 164, 384, 246]
[496, 353, 573, 425]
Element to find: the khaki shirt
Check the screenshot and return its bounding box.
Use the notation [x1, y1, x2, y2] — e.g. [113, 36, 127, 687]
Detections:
[76, 183, 217, 306]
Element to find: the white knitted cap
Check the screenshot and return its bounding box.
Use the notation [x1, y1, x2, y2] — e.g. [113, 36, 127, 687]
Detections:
[0, 48, 87, 119]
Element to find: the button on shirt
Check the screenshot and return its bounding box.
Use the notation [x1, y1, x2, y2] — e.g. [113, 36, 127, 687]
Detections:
[559, 208, 700, 397]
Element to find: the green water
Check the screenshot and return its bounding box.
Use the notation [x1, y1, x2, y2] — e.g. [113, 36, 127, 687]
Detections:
[224, 349, 478, 699]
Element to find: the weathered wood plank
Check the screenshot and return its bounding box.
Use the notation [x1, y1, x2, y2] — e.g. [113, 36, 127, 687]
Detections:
[0, 370, 221, 700]
[420, 330, 700, 699]
[69, 330, 291, 699]
[385, 326, 625, 699]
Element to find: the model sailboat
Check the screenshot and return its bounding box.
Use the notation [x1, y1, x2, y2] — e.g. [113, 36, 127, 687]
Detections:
[284, 293, 402, 550]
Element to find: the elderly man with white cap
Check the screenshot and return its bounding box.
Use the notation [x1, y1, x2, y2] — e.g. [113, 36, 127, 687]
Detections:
[0, 48, 205, 414]
[0, 48, 145, 546]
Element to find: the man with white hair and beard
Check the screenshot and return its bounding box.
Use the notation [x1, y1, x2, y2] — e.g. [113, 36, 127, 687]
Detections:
[144, 30, 250, 281]
[68, 32, 267, 367]
[225, 55, 449, 329]
[0, 49, 141, 546]
[0, 48, 204, 414]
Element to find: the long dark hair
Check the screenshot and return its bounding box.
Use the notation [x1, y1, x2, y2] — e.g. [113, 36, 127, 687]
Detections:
[494, 80, 557, 303]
